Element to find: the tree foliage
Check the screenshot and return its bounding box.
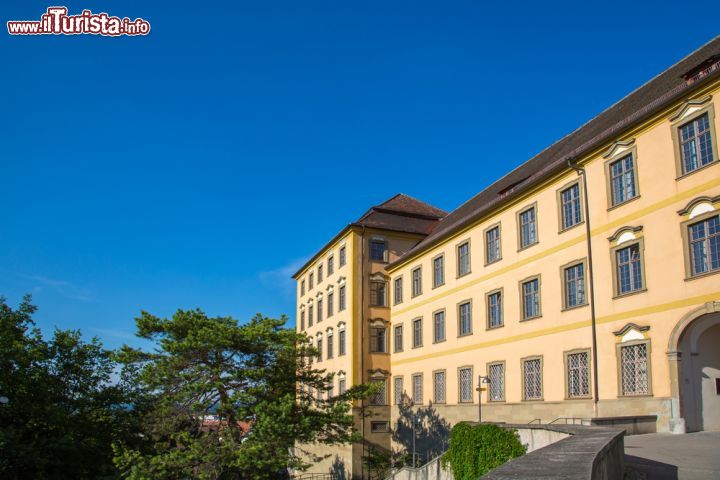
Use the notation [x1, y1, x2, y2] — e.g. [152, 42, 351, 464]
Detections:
[113, 309, 372, 479]
[0, 296, 140, 479]
[440, 423, 526, 480]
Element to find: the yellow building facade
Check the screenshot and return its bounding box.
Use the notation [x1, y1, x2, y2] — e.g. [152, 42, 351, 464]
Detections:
[295, 37, 720, 478]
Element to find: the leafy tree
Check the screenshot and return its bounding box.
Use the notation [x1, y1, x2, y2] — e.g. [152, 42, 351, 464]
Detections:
[441, 423, 526, 479]
[113, 309, 372, 480]
[0, 295, 140, 479]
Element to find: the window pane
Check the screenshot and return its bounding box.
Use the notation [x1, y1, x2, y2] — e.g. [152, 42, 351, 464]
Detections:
[412, 375, 423, 404]
[394, 325, 403, 352]
[522, 279, 540, 318]
[523, 358, 542, 400]
[433, 256, 444, 287]
[616, 244, 643, 294]
[489, 363, 504, 401]
[370, 379, 387, 405]
[458, 242, 470, 275]
[621, 343, 648, 395]
[434, 311, 445, 342]
[520, 208, 537, 247]
[433, 371, 446, 403]
[459, 368, 473, 402]
[486, 227, 501, 263]
[370, 240, 386, 261]
[394, 277, 403, 304]
[459, 302, 472, 335]
[488, 292, 503, 328]
[413, 319, 422, 347]
[394, 377, 403, 405]
[567, 352, 589, 398]
[561, 184, 582, 229]
[564, 263, 585, 308]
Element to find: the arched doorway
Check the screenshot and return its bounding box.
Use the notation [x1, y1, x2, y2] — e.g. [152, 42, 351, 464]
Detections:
[668, 302, 720, 432]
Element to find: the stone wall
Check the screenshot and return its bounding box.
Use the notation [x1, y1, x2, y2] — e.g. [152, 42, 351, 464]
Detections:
[384, 424, 624, 480]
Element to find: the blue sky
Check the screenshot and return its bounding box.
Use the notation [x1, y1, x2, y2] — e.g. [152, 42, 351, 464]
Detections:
[2, 1, 718, 349]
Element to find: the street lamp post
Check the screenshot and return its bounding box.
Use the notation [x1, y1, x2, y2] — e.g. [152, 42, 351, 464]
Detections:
[476, 376, 490, 423]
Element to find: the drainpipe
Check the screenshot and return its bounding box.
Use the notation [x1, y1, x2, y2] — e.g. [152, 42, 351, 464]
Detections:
[359, 226, 366, 479]
[567, 159, 600, 418]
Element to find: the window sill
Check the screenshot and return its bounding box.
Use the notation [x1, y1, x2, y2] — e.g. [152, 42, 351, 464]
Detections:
[485, 258, 502, 267]
[458, 401, 475, 405]
[370, 305, 390, 309]
[433, 339, 447, 344]
[456, 271, 472, 279]
[432, 282, 445, 290]
[457, 332, 474, 338]
[612, 288, 647, 300]
[564, 396, 592, 401]
[617, 393, 654, 399]
[486, 324, 504, 331]
[685, 269, 720, 282]
[676, 160, 718, 181]
[370, 351, 390, 356]
[522, 398, 544, 402]
[488, 399, 506, 403]
[520, 315, 542, 322]
[558, 220, 584, 235]
[607, 194, 641, 212]
[517, 241, 539, 253]
[561, 303, 588, 313]
[412, 344, 423, 349]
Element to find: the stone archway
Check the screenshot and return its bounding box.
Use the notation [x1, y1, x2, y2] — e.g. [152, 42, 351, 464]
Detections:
[667, 301, 720, 433]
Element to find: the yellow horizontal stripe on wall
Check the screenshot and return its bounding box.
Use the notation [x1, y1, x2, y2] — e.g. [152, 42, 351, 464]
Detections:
[390, 291, 720, 366]
[392, 175, 720, 317]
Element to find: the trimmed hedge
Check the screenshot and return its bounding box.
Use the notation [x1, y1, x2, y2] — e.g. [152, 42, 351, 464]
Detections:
[441, 423, 526, 479]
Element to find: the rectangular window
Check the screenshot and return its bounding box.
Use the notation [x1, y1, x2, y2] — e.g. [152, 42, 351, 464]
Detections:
[488, 363, 505, 402]
[412, 318, 423, 348]
[457, 242, 471, 276]
[370, 327, 387, 353]
[301, 280, 305, 296]
[339, 378, 346, 395]
[339, 285, 346, 311]
[370, 240, 387, 262]
[458, 301, 472, 336]
[564, 262, 586, 308]
[458, 367, 473, 403]
[327, 255, 334, 275]
[609, 154, 637, 206]
[523, 358, 542, 400]
[317, 338, 323, 362]
[679, 112, 714, 174]
[369, 379, 387, 405]
[318, 265, 323, 283]
[394, 324, 403, 352]
[616, 244, 643, 295]
[486, 225, 501, 264]
[433, 371, 446, 403]
[370, 421, 389, 433]
[300, 310, 305, 330]
[433, 310, 446, 343]
[412, 374, 423, 404]
[487, 290, 503, 329]
[412, 267, 422, 297]
[327, 334, 334, 359]
[309, 273, 314, 289]
[338, 329, 346, 356]
[394, 277, 403, 305]
[308, 305, 314, 327]
[433, 255, 445, 288]
[519, 206, 538, 248]
[394, 376, 403, 405]
[339, 246, 346, 267]
[370, 281, 387, 307]
[566, 351, 590, 398]
[327, 292, 334, 317]
[317, 299, 323, 323]
[521, 277, 541, 320]
[688, 215, 720, 276]
[327, 383, 334, 398]
[620, 343, 649, 396]
[560, 183, 582, 229]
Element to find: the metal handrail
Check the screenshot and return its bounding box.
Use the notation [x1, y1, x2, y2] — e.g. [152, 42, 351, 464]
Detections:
[528, 418, 542, 424]
[549, 417, 588, 425]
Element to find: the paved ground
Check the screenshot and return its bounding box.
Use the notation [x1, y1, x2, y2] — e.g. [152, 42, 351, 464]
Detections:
[624, 432, 720, 480]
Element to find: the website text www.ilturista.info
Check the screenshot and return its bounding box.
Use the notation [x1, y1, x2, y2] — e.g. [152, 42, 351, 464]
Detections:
[7, 7, 150, 36]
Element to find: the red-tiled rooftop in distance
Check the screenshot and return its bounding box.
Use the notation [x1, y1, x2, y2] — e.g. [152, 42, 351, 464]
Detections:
[292, 193, 446, 278]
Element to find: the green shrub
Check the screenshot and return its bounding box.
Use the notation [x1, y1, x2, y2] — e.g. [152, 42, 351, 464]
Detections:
[440, 423, 526, 479]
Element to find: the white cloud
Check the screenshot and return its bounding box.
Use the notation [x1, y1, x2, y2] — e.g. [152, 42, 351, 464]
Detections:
[16, 273, 92, 302]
